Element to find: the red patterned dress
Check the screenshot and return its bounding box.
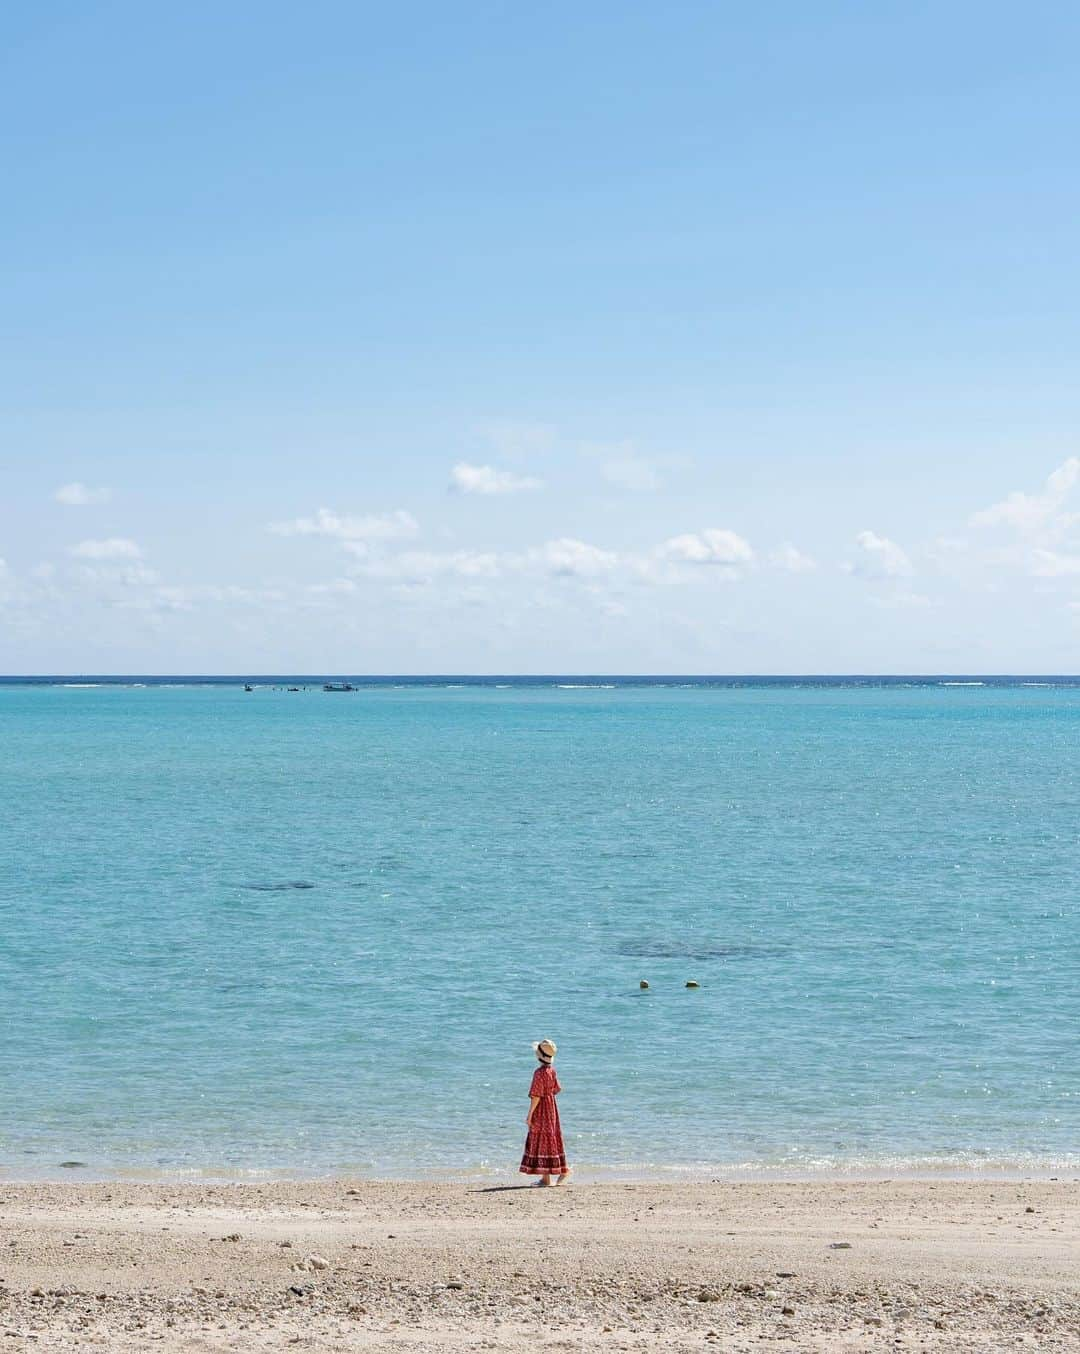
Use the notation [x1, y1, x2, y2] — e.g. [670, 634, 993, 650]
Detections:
[520, 1063, 568, 1176]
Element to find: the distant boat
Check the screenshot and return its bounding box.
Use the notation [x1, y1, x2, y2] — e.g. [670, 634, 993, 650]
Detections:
[244, 684, 254, 692]
[323, 682, 356, 692]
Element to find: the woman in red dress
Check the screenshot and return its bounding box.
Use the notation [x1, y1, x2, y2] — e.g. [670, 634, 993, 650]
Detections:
[520, 1039, 570, 1186]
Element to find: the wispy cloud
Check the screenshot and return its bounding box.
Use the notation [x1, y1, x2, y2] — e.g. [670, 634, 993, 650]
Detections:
[600, 455, 662, 492]
[76, 561, 160, 586]
[532, 538, 619, 577]
[870, 590, 936, 609]
[576, 438, 664, 493]
[770, 543, 817, 573]
[450, 463, 543, 495]
[352, 550, 501, 584]
[69, 537, 143, 560]
[970, 457, 1080, 534]
[476, 419, 557, 461]
[846, 530, 913, 579]
[269, 508, 418, 541]
[1031, 548, 1080, 577]
[55, 482, 112, 506]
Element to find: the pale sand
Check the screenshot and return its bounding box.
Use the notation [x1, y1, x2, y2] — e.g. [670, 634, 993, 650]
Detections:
[0, 1179, 1077, 1350]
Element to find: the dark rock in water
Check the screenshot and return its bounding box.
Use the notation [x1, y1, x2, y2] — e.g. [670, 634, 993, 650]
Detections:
[58, 1161, 87, 1168]
[243, 881, 316, 892]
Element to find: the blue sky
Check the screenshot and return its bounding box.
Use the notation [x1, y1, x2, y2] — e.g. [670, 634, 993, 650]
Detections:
[3, 1, 1080, 672]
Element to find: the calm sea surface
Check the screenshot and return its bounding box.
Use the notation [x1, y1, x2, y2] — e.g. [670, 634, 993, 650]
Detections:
[1, 678, 1077, 1179]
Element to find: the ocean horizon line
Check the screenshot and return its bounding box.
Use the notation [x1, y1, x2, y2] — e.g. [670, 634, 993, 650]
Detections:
[3, 672, 1080, 684]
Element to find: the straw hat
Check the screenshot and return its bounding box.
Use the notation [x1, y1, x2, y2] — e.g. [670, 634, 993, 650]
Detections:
[532, 1039, 557, 1061]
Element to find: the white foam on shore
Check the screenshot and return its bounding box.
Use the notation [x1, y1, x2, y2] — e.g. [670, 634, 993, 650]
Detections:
[8, 1150, 1078, 1186]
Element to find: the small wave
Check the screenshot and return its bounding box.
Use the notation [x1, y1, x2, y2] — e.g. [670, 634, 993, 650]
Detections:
[63, 683, 101, 688]
[555, 684, 616, 689]
[940, 681, 985, 687]
[242, 881, 317, 892]
[561, 1151, 1080, 1182]
[616, 939, 788, 961]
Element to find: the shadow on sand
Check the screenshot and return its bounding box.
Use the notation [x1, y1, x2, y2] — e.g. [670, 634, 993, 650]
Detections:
[467, 1184, 543, 1193]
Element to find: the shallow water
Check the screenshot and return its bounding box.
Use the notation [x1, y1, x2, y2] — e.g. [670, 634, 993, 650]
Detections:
[1, 679, 1077, 1178]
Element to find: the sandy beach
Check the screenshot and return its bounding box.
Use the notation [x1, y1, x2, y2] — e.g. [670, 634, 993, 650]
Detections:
[0, 1178, 1076, 1350]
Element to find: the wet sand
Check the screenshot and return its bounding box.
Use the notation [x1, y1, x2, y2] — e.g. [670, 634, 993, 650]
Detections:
[0, 1178, 1077, 1350]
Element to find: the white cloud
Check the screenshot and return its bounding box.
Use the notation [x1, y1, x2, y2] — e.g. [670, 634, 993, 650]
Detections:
[847, 530, 913, 579]
[269, 507, 418, 541]
[69, 537, 143, 560]
[770, 543, 817, 573]
[55, 482, 112, 506]
[450, 463, 543, 495]
[660, 529, 754, 568]
[534, 538, 619, 577]
[969, 457, 1080, 533]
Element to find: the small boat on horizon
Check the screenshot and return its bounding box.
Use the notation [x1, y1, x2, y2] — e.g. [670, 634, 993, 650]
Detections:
[323, 682, 356, 692]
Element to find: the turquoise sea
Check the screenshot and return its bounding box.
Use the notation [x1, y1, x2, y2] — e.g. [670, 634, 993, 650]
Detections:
[1, 677, 1077, 1180]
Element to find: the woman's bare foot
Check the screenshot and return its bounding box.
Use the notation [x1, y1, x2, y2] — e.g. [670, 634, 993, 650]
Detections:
[555, 1171, 571, 1186]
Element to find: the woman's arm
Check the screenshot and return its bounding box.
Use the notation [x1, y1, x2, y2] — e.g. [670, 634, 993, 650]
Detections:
[525, 1095, 540, 1126]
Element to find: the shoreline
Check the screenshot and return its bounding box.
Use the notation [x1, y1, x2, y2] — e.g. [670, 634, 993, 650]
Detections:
[4, 1162, 1078, 1186]
[0, 1177, 1076, 1349]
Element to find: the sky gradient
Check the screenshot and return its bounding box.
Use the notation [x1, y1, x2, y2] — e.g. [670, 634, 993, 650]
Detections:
[4, 1, 1080, 672]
